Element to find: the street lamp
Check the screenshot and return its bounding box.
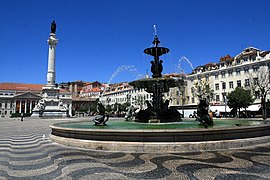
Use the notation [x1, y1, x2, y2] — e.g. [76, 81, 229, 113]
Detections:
[178, 74, 186, 118]
[179, 86, 185, 117]
[221, 81, 227, 117]
[126, 93, 131, 104]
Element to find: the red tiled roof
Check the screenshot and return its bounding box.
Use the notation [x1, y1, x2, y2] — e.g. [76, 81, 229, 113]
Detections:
[0, 83, 45, 91]
[91, 87, 102, 92]
[59, 88, 70, 92]
[82, 87, 102, 93]
[220, 55, 234, 62]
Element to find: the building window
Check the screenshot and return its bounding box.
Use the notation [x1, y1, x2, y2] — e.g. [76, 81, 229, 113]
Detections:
[215, 84, 219, 90]
[216, 95, 220, 101]
[221, 72, 225, 78]
[245, 79, 250, 87]
[237, 80, 241, 87]
[229, 81, 233, 89]
[236, 68, 241, 75]
[191, 87, 195, 94]
[253, 66, 259, 72]
[192, 97, 195, 103]
[244, 67, 249, 74]
[228, 70, 233, 77]
[205, 74, 209, 81]
[215, 74, 219, 79]
[255, 91, 260, 99]
[253, 78, 258, 85]
[222, 82, 226, 90]
[243, 57, 248, 62]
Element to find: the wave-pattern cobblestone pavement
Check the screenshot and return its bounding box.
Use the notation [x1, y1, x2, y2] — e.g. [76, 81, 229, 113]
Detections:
[0, 118, 270, 179]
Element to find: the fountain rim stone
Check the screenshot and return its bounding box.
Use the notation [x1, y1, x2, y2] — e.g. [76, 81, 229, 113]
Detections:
[50, 122, 270, 133]
[49, 120, 270, 152]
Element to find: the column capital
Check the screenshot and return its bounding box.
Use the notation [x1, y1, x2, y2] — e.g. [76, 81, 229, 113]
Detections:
[47, 34, 58, 46]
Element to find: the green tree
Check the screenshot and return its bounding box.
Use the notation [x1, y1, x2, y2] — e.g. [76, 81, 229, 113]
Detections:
[193, 80, 214, 101]
[227, 87, 254, 116]
[76, 102, 90, 113]
[248, 66, 270, 120]
[105, 104, 113, 114]
[121, 102, 131, 112]
[113, 103, 120, 112]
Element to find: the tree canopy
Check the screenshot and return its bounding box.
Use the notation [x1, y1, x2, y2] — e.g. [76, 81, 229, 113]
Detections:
[248, 66, 270, 119]
[227, 87, 254, 114]
[193, 80, 214, 101]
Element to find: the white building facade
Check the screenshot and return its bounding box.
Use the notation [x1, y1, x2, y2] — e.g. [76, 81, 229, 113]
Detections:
[0, 83, 72, 118]
[186, 47, 270, 115]
[99, 47, 270, 117]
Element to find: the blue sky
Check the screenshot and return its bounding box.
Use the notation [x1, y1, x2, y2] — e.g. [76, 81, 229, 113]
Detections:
[1, 0, 270, 84]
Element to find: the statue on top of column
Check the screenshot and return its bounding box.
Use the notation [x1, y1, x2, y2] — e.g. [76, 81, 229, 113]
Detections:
[51, 20, 57, 34]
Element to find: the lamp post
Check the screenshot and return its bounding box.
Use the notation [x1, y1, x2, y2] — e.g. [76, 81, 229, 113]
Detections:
[126, 93, 131, 104]
[178, 74, 186, 118]
[221, 81, 227, 117]
[179, 86, 185, 117]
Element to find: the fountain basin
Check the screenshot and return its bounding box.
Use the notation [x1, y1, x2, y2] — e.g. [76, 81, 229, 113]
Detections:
[50, 119, 270, 152]
[129, 77, 182, 89]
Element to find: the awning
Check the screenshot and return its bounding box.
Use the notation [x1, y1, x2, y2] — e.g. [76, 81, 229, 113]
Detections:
[210, 105, 231, 112]
[241, 104, 260, 111]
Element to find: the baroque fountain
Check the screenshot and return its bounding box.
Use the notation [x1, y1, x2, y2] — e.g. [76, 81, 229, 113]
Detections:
[129, 34, 183, 123]
[50, 28, 270, 153]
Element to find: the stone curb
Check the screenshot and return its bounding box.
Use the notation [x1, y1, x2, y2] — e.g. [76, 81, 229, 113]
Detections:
[49, 134, 270, 153]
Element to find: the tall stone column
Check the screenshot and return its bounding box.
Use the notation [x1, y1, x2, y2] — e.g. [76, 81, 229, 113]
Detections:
[47, 33, 58, 87]
[32, 21, 71, 118]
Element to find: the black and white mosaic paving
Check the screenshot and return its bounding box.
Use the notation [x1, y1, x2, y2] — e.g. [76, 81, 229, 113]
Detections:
[0, 118, 270, 179]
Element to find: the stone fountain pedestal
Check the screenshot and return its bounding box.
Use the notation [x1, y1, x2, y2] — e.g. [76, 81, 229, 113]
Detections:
[129, 35, 186, 123]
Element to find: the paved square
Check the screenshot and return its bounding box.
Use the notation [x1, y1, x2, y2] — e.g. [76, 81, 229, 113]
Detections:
[0, 118, 270, 179]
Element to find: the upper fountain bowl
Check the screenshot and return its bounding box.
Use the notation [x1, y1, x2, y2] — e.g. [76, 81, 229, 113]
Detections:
[144, 47, 170, 57]
[144, 35, 170, 57]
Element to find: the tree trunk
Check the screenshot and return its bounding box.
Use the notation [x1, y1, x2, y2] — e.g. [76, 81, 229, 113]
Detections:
[262, 96, 267, 120]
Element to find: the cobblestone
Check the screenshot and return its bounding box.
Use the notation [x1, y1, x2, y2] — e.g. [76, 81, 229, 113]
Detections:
[0, 117, 270, 179]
